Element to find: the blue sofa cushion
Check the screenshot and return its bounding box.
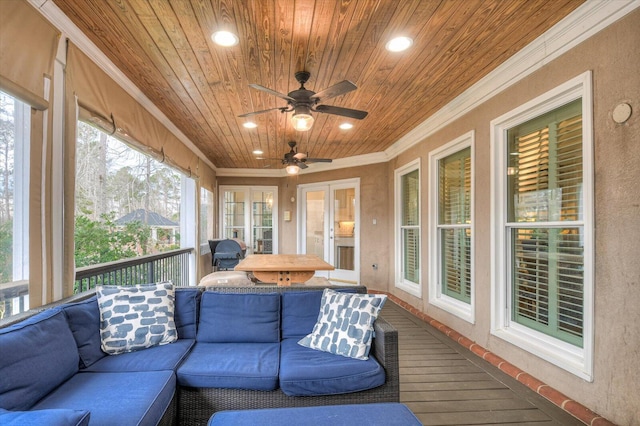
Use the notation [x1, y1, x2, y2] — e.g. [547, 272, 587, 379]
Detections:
[281, 289, 359, 339]
[279, 338, 385, 396]
[96, 283, 178, 354]
[197, 292, 280, 343]
[0, 408, 90, 426]
[175, 287, 201, 339]
[32, 371, 175, 426]
[207, 403, 422, 426]
[83, 338, 194, 372]
[0, 309, 79, 410]
[177, 342, 280, 390]
[61, 296, 106, 368]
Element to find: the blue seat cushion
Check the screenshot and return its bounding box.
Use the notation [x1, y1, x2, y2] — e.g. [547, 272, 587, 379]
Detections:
[0, 309, 79, 410]
[83, 339, 194, 372]
[175, 287, 202, 339]
[197, 292, 280, 343]
[208, 403, 422, 426]
[0, 408, 90, 426]
[279, 338, 385, 396]
[281, 289, 359, 339]
[177, 342, 279, 390]
[32, 371, 175, 426]
[61, 296, 106, 368]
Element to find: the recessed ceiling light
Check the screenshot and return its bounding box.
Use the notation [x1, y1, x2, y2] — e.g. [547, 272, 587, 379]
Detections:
[339, 123, 353, 130]
[252, 149, 263, 155]
[212, 30, 239, 47]
[243, 121, 258, 129]
[386, 36, 413, 52]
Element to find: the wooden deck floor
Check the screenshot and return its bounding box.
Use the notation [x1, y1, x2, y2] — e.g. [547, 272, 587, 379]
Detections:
[381, 302, 584, 426]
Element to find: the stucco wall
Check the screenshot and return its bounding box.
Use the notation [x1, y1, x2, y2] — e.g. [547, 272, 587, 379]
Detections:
[386, 10, 640, 424]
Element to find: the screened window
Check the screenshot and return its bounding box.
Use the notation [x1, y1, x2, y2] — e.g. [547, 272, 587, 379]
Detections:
[0, 91, 30, 319]
[75, 121, 182, 270]
[507, 99, 584, 347]
[395, 160, 421, 296]
[429, 132, 474, 321]
[491, 72, 593, 380]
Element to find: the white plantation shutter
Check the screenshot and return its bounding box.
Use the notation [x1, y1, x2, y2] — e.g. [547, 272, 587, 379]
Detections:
[401, 170, 420, 284]
[507, 99, 584, 346]
[438, 148, 471, 302]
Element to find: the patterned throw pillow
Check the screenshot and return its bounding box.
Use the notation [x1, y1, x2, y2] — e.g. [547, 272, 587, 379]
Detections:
[298, 288, 387, 360]
[96, 282, 177, 355]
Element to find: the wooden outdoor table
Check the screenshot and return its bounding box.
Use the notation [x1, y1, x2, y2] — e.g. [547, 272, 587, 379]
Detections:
[235, 254, 335, 286]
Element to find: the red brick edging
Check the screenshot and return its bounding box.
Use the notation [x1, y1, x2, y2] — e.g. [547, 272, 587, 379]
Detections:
[371, 291, 615, 426]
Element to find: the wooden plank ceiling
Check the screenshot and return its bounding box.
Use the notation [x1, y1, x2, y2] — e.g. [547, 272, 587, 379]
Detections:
[53, 0, 584, 170]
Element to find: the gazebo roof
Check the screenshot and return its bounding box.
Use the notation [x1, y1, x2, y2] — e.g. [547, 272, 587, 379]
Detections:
[115, 209, 178, 227]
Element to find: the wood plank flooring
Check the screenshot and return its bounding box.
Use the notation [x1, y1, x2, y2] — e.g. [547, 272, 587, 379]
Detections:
[381, 302, 585, 425]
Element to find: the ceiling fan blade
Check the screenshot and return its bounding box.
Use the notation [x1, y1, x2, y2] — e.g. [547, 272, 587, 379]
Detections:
[297, 161, 309, 169]
[238, 107, 284, 118]
[310, 80, 357, 102]
[293, 152, 306, 160]
[249, 84, 295, 102]
[314, 104, 368, 119]
[305, 158, 333, 163]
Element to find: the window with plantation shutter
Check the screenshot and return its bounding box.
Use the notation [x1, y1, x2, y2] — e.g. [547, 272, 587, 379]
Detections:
[429, 132, 474, 322]
[507, 99, 584, 346]
[491, 72, 593, 380]
[395, 160, 421, 297]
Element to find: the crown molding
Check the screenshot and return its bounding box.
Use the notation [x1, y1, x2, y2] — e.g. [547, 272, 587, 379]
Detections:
[215, 151, 388, 177]
[385, 0, 640, 160]
[30, 0, 217, 172]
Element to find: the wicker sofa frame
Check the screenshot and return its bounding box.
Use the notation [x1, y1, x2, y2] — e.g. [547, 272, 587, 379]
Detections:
[177, 285, 400, 425]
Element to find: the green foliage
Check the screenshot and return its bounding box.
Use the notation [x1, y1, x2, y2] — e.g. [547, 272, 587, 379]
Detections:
[74, 214, 152, 268]
[0, 219, 12, 283]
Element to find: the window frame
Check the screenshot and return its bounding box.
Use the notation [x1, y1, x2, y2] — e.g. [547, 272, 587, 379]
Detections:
[394, 159, 422, 297]
[199, 187, 215, 254]
[490, 71, 594, 380]
[429, 131, 474, 323]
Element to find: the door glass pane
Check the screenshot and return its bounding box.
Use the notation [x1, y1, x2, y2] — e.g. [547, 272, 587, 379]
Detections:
[334, 188, 355, 271]
[305, 191, 325, 259]
[252, 191, 273, 254]
[223, 191, 245, 240]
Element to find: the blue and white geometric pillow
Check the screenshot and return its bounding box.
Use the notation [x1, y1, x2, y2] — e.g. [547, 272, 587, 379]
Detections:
[298, 288, 387, 360]
[96, 282, 177, 355]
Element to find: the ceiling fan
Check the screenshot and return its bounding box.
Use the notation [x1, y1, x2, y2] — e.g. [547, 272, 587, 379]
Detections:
[278, 141, 332, 174]
[239, 71, 368, 131]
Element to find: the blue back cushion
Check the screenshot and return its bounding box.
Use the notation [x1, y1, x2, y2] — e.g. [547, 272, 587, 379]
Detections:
[197, 292, 280, 343]
[174, 287, 201, 339]
[281, 289, 359, 339]
[61, 296, 105, 368]
[0, 309, 79, 410]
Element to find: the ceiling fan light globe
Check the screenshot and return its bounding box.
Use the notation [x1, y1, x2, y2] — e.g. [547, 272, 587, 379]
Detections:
[286, 164, 300, 175]
[291, 113, 314, 131]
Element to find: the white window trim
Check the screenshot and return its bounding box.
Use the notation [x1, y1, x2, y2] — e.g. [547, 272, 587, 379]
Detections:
[181, 176, 198, 286]
[199, 187, 215, 254]
[394, 158, 422, 298]
[428, 131, 475, 323]
[490, 71, 594, 380]
[12, 98, 31, 282]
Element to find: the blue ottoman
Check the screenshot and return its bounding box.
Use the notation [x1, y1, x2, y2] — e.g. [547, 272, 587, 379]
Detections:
[207, 403, 421, 425]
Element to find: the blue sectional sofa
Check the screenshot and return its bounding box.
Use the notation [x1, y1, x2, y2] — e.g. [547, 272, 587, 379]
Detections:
[0, 285, 399, 426]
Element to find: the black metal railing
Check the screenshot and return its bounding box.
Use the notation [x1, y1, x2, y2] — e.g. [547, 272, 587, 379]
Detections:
[75, 248, 194, 292]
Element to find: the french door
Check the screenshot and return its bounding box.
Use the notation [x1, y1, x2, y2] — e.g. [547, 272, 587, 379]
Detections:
[219, 186, 278, 255]
[298, 179, 359, 283]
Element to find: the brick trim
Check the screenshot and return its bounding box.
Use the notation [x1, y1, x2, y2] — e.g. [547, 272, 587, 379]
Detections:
[373, 291, 615, 426]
